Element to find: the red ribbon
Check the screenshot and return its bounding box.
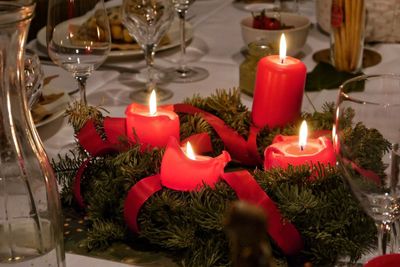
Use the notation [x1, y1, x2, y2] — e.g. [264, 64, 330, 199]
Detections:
[174, 103, 262, 166]
[123, 170, 303, 256]
[343, 158, 382, 186]
[124, 175, 163, 233]
[74, 158, 92, 208]
[76, 117, 126, 155]
[73, 118, 126, 208]
[221, 170, 303, 255]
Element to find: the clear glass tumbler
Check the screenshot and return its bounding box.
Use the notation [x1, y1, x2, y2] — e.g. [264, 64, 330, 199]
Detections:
[334, 74, 400, 257]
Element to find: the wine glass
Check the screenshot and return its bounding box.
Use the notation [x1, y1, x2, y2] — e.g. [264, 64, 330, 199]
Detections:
[166, 0, 209, 83]
[122, 0, 175, 103]
[334, 74, 400, 257]
[47, 0, 111, 105]
[273, 0, 299, 13]
[24, 48, 44, 108]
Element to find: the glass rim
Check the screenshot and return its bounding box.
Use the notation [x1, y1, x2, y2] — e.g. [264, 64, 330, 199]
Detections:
[338, 73, 400, 107]
[340, 73, 400, 90]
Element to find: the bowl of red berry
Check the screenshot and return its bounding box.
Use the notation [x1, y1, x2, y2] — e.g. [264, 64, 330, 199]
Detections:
[240, 10, 311, 56]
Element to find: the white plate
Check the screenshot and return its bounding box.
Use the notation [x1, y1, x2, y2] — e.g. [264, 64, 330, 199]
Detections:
[36, 16, 193, 59]
[232, 1, 275, 12]
[34, 86, 70, 128]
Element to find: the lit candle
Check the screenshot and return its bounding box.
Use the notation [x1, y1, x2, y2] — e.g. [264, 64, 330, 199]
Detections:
[185, 142, 197, 160]
[251, 34, 307, 129]
[264, 121, 336, 171]
[125, 90, 180, 149]
[160, 137, 231, 191]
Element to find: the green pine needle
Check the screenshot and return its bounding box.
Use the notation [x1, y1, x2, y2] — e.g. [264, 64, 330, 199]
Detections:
[53, 89, 385, 266]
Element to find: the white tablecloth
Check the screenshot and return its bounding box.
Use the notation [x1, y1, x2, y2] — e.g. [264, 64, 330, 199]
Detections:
[27, 0, 400, 265]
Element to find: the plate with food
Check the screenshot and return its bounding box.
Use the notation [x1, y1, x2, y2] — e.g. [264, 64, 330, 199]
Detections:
[31, 85, 70, 127]
[36, 5, 193, 58]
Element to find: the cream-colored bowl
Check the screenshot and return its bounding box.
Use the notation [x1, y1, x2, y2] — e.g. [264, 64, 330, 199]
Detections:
[240, 12, 311, 56]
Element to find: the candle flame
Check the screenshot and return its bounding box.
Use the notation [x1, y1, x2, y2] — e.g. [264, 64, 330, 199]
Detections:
[186, 142, 196, 160]
[279, 34, 287, 64]
[299, 120, 308, 151]
[149, 90, 157, 116]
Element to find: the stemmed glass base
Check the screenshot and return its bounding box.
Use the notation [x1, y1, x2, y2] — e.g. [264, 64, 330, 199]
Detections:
[129, 88, 173, 103]
[134, 65, 172, 84]
[167, 65, 209, 83]
[128, 57, 173, 103]
[170, 1, 209, 83]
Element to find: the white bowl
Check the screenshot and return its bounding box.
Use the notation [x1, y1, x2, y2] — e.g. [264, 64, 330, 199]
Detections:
[240, 12, 311, 56]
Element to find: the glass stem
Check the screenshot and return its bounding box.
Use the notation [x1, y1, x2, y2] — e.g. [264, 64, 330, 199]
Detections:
[144, 43, 156, 93]
[75, 76, 88, 105]
[391, 220, 400, 253]
[274, 0, 281, 11]
[293, 0, 299, 13]
[177, 9, 188, 73]
[377, 221, 392, 255]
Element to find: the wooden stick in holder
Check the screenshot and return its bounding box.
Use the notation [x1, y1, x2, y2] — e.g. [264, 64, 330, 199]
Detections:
[331, 0, 364, 72]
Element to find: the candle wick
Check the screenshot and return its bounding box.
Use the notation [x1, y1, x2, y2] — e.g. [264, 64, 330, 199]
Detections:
[300, 145, 304, 151]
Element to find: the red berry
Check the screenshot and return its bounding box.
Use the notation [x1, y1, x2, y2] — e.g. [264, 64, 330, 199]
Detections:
[252, 17, 264, 29]
[252, 10, 284, 30]
[264, 18, 281, 30]
[252, 9, 266, 29]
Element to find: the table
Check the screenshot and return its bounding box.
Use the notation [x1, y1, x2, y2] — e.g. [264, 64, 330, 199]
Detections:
[27, 0, 400, 265]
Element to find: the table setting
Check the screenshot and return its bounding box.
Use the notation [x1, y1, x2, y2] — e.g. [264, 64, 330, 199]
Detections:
[2, 0, 400, 266]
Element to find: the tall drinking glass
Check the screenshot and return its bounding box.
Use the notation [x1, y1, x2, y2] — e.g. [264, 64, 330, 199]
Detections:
[122, 0, 175, 103]
[167, 0, 209, 83]
[0, 1, 65, 266]
[47, 0, 112, 105]
[334, 74, 400, 256]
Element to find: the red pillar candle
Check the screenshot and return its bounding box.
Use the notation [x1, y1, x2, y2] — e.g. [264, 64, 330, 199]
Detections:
[125, 90, 180, 149]
[160, 137, 231, 191]
[252, 34, 307, 129]
[264, 121, 336, 171]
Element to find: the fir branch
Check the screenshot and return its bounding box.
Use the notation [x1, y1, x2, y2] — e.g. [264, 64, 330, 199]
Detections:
[110, 145, 163, 180]
[184, 89, 252, 138]
[84, 219, 127, 250]
[66, 101, 106, 133]
[186, 236, 230, 267]
[255, 166, 376, 265]
[179, 113, 224, 155]
[190, 183, 236, 231]
[303, 102, 337, 131]
[343, 122, 391, 178]
[52, 150, 86, 206]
